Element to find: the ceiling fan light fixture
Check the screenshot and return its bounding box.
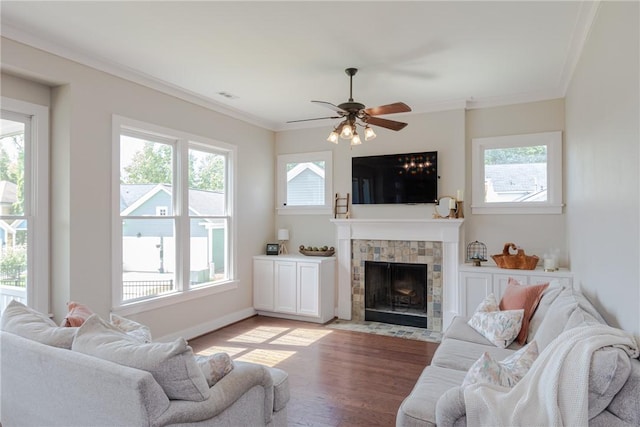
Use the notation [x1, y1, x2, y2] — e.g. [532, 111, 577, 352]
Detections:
[327, 130, 339, 144]
[351, 133, 362, 146]
[364, 125, 376, 141]
[340, 122, 353, 139]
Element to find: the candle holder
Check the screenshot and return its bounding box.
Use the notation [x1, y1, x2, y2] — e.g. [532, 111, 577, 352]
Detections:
[456, 200, 464, 218]
[449, 208, 457, 219]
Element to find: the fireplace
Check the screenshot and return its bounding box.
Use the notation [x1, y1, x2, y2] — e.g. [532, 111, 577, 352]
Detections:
[365, 261, 428, 328]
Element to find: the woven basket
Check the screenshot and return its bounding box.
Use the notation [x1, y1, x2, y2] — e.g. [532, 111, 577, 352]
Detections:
[491, 243, 539, 270]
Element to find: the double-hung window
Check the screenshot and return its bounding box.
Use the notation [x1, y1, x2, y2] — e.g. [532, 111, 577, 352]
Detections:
[113, 116, 235, 311]
[0, 98, 49, 315]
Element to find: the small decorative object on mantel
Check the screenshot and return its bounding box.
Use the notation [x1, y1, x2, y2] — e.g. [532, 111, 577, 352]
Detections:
[491, 243, 539, 270]
[334, 193, 351, 219]
[299, 245, 335, 257]
[433, 190, 464, 219]
[466, 241, 488, 266]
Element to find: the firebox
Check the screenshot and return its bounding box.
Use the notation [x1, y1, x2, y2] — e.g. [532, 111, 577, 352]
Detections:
[364, 261, 428, 328]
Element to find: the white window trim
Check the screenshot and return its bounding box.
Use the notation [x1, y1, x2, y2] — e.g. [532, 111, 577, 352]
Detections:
[111, 115, 237, 313]
[471, 131, 563, 215]
[277, 150, 333, 215]
[1, 97, 50, 315]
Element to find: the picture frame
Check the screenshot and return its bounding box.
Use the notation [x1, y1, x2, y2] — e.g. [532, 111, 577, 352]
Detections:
[266, 243, 280, 255]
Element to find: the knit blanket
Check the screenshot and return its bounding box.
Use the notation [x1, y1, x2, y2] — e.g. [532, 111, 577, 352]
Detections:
[464, 324, 639, 426]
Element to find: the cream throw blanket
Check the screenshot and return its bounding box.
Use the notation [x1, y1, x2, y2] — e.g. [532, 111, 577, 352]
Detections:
[464, 324, 639, 427]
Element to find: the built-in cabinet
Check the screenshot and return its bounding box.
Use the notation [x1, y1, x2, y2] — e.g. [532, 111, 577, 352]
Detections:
[253, 255, 335, 323]
[458, 265, 573, 317]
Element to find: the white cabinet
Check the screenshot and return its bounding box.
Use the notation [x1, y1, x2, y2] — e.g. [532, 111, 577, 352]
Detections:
[458, 265, 573, 317]
[253, 255, 335, 323]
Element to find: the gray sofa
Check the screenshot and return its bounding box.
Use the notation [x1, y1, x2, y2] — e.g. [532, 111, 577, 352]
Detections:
[397, 284, 640, 426]
[0, 306, 289, 426]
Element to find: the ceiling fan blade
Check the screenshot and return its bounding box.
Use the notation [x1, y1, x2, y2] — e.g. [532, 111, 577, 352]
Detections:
[287, 116, 341, 124]
[311, 100, 347, 114]
[364, 102, 412, 116]
[366, 116, 408, 131]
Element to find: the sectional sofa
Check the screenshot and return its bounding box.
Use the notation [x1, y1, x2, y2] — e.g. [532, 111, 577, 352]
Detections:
[396, 282, 640, 426]
[0, 301, 289, 426]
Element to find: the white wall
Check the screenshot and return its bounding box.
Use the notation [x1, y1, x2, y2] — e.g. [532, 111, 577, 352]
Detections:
[465, 99, 567, 266]
[1, 38, 276, 338]
[275, 109, 466, 253]
[565, 2, 639, 337]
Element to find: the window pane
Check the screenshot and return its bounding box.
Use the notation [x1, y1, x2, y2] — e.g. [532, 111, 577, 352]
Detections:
[122, 218, 174, 301]
[0, 119, 26, 216]
[484, 145, 547, 203]
[0, 219, 28, 307]
[190, 218, 227, 286]
[286, 161, 325, 206]
[120, 135, 173, 216]
[188, 148, 225, 215]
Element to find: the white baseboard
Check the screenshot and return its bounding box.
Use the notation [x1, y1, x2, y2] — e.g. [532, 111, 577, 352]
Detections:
[156, 307, 257, 342]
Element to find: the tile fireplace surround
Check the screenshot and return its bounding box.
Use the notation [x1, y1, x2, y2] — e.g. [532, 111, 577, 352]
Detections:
[331, 219, 464, 331]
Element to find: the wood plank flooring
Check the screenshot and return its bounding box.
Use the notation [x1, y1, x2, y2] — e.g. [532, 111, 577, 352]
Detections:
[189, 315, 439, 427]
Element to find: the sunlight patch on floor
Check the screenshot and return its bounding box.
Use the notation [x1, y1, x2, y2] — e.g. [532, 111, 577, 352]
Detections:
[196, 345, 248, 357]
[235, 348, 296, 367]
[228, 326, 290, 344]
[271, 328, 333, 346]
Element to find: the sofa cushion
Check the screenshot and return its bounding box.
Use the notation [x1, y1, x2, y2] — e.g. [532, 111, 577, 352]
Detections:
[605, 358, 640, 425]
[194, 352, 235, 387]
[467, 309, 524, 348]
[396, 365, 467, 427]
[72, 314, 210, 402]
[444, 316, 499, 346]
[462, 341, 538, 388]
[527, 281, 565, 343]
[432, 338, 515, 371]
[109, 313, 152, 343]
[499, 278, 548, 344]
[1, 300, 77, 348]
[588, 347, 632, 419]
[531, 287, 579, 350]
[61, 301, 94, 327]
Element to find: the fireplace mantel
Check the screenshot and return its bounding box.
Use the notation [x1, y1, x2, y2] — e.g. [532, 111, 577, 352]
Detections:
[330, 218, 464, 330]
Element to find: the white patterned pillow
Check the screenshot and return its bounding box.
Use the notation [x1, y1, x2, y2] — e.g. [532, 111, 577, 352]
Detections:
[462, 341, 539, 388]
[468, 309, 524, 348]
[109, 313, 152, 343]
[1, 300, 77, 348]
[194, 353, 234, 387]
[474, 293, 500, 313]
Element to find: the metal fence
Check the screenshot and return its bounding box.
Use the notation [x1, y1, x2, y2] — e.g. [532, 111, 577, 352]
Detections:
[122, 279, 174, 301]
[0, 267, 26, 288]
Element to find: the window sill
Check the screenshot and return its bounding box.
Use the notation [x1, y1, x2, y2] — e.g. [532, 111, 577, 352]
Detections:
[471, 204, 564, 215]
[277, 207, 332, 215]
[112, 279, 238, 317]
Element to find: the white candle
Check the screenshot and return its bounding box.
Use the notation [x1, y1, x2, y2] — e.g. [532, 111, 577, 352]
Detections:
[457, 190, 464, 201]
[449, 198, 456, 209]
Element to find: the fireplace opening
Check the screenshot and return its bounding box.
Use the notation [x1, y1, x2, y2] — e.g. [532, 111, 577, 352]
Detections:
[364, 261, 428, 328]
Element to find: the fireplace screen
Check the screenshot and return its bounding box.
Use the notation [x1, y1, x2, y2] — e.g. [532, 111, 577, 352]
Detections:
[364, 261, 428, 328]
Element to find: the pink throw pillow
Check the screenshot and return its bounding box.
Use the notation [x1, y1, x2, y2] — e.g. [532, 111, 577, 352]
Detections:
[499, 278, 548, 344]
[61, 301, 94, 327]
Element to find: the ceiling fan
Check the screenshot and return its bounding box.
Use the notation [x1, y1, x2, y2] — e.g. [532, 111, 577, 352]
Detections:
[288, 67, 412, 145]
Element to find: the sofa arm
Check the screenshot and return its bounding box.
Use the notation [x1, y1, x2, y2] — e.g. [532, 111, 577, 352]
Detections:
[435, 386, 467, 427]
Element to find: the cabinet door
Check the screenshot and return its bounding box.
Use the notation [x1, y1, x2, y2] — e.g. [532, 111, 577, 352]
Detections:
[297, 262, 320, 317]
[493, 273, 528, 299]
[459, 272, 493, 317]
[274, 261, 297, 314]
[253, 259, 274, 311]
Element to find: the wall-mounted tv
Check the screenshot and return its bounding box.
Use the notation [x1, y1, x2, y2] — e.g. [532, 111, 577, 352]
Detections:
[352, 151, 438, 204]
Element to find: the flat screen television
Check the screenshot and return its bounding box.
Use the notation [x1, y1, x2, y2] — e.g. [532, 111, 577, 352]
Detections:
[352, 151, 438, 204]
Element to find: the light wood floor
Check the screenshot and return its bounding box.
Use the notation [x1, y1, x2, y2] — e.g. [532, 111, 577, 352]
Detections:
[189, 315, 439, 427]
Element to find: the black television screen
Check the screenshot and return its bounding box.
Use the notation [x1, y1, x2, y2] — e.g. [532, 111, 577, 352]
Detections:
[352, 151, 438, 204]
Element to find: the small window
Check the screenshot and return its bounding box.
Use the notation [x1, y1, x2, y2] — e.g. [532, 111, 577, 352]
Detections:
[471, 131, 563, 214]
[277, 151, 332, 214]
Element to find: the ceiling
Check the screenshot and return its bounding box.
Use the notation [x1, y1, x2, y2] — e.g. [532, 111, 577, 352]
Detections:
[0, 1, 598, 131]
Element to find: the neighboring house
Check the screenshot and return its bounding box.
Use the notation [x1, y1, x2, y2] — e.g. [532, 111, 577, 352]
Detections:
[484, 163, 547, 202]
[286, 162, 325, 206]
[120, 184, 225, 277]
